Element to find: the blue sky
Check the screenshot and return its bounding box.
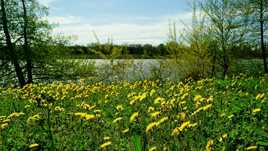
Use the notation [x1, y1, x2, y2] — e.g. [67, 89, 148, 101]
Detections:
[39, 0, 194, 45]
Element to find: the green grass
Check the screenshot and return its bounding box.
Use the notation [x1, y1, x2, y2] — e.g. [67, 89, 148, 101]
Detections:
[0, 75, 268, 150]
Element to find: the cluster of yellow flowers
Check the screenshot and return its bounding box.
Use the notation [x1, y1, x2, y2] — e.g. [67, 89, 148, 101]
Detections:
[54, 106, 65, 112]
[0, 75, 267, 150]
[191, 104, 213, 116]
[27, 114, 42, 126]
[171, 121, 198, 136]
[79, 102, 96, 111]
[129, 92, 148, 105]
[146, 117, 169, 133]
[256, 93, 265, 101]
[206, 139, 214, 151]
[74, 112, 95, 121]
[0, 112, 25, 130]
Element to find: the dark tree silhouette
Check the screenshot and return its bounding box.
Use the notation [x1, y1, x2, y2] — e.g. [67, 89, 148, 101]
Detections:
[0, 0, 26, 87]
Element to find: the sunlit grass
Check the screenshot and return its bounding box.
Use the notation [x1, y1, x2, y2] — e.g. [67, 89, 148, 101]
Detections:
[0, 74, 268, 150]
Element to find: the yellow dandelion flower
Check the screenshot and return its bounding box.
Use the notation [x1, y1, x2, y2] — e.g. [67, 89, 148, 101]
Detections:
[146, 122, 158, 133]
[194, 95, 203, 102]
[171, 128, 180, 136]
[139, 93, 147, 101]
[178, 121, 191, 131]
[171, 121, 191, 136]
[228, 114, 234, 119]
[150, 89, 156, 96]
[1, 123, 9, 130]
[156, 117, 169, 126]
[8, 112, 25, 119]
[206, 139, 214, 151]
[112, 117, 123, 123]
[192, 104, 212, 116]
[149, 146, 157, 151]
[222, 133, 228, 139]
[179, 101, 186, 106]
[81, 102, 96, 110]
[2, 119, 11, 123]
[100, 141, 112, 149]
[203, 104, 212, 111]
[129, 112, 139, 123]
[256, 93, 265, 101]
[191, 108, 203, 116]
[29, 143, 39, 149]
[54, 106, 65, 112]
[74, 112, 95, 121]
[74, 112, 84, 117]
[246, 146, 257, 150]
[188, 123, 198, 128]
[150, 111, 160, 118]
[129, 99, 137, 105]
[127, 92, 136, 98]
[219, 133, 228, 142]
[252, 108, 261, 113]
[94, 109, 102, 113]
[181, 93, 188, 100]
[116, 105, 124, 111]
[122, 128, 129, 134]
[84, 114, 95, 121]
[154, 97, 164, 104]
[207, 96, 214, 103]
[0, 116, 6, 121]
[103, 137, 111, 140]
[27, 114, 42, 126]
[177, 112, 186, 120]
[148, 107, 155, 113]
[24, 105, 31, 109]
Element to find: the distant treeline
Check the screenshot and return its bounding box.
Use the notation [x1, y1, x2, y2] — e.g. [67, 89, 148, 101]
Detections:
[63, 43, 266, 59]
[63, 44, 167, 59]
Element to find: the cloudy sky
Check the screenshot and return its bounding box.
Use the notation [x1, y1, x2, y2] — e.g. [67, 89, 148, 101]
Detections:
[39, 0, 193, 45]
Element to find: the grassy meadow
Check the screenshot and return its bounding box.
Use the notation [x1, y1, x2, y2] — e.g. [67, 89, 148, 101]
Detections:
[0, 74, 268, 151]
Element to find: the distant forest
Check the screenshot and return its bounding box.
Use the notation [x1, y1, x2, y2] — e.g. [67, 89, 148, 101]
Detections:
[65, 43, 266, 59]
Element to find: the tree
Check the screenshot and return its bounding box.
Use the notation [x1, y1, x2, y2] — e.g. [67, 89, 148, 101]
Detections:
[0, 0, 26, 87]
[238, 0, 268, 73]
[0, 0, 59, 86]
[259, 0, 267, 73]
[202, 0, 243, 77]
[21, 0, 33, 83]
[143, 44, 154, 58]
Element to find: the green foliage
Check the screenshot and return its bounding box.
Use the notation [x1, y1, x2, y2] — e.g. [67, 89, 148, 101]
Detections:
[166, 16, 214, 80]
[0, 75, 268, 150]
[132, 135, 142, 151]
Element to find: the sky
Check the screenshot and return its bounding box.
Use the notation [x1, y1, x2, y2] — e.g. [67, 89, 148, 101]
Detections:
[39, 0, 194, 45]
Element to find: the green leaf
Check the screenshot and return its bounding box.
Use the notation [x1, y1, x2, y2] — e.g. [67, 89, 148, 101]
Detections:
[257, 141, 268, 146]
[132, 135, 142, 151]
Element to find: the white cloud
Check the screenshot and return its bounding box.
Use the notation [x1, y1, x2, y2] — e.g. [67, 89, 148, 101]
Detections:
[46, 16, 82, 25]
[48, 11, 194, 45]
[38, 0, 56, 7]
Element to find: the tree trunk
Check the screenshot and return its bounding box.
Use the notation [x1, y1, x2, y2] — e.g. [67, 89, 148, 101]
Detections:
[1, 0, 26, 87]
[21, 0, 33, 83]
[260, 0, 268, 73]
[223, 55, 229, 77]
[211, 51, 216, 77]
[221, 28, 228, 77]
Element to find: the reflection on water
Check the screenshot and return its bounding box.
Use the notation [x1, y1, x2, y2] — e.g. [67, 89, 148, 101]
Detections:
[77, 59, 180, 81]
